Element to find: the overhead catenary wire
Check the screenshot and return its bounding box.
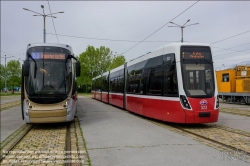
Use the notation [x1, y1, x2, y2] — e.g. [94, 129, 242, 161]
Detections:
[0, 51, 25, 62]
[121, 0, 200, 55]
[3, 1, 250, 64]
[212, 48, 250, 57]
[212, 43, 250, 53]
[46, 33, 250, 57]
[47, 0, 59, 43]
[211, 30, 250, 45]
[46, 33, 177, 43]
[214, 57, 250, 64]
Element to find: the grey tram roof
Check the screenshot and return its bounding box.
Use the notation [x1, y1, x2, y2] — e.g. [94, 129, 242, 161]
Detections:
[92, 42, 211, 81]
[26, 43, 73, 53]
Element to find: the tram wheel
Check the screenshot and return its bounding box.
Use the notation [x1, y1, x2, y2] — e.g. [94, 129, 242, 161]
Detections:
[240, 98, 246, 105]
[226, 98, 231, 103]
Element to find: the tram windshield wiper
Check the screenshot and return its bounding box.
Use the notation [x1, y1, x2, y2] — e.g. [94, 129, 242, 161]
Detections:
[28, 53, 38, 78]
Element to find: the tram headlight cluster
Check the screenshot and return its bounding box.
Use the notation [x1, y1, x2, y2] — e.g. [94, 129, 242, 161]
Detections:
[26, 100, 32, 109]
[216, 95, 219, 109]
[63, 101, 68, 108]
[180, 95, 191, 110]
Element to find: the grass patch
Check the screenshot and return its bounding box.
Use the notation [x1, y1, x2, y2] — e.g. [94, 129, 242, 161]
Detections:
[78, 93, 92, 98]
[0, 92, 21, 97]
[76, 118, 92, 166]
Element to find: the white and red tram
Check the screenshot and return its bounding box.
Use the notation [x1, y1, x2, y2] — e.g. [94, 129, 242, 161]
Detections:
[92, 43, 219, 123]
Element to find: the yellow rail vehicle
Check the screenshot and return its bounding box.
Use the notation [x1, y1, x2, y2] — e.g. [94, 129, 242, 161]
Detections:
[216, 65, 250, 104]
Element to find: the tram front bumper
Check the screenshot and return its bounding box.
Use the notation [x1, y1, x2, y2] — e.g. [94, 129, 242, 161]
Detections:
[29, 109, 67, 123]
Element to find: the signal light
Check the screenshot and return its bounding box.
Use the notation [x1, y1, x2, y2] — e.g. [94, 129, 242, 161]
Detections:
[180, 95, 191, 110]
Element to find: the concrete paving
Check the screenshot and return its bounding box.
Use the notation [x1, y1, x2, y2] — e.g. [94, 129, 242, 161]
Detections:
[0, 105, 25, 141]
[0, 95, 21, 104]
[216, 112, 250, 132]
[77, 96, 249, 166]
[217, 100, 250, 132]
[219, 99, 250, 110]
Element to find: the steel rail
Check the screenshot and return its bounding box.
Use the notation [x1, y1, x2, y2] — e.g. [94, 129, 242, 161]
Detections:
[65, 122, 71, 166]
[0, 124, 35, 161]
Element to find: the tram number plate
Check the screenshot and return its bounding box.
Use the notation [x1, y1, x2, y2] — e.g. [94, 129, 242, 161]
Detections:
[201, 106, 207, 110]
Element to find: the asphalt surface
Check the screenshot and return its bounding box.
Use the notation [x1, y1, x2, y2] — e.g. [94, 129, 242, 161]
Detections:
[219, 99, 250, 110]
[77, 96, 249, 166]
[215, 112, 250, 132]
[0, 95, 21, 104]
[0, 105, 25, 141]
[216, 99, 250, 132]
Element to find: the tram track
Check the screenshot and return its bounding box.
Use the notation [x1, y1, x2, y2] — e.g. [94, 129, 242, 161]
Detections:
[0, 118, 89, 166]
[147, 119, 250, 163]
[0, 124, 34, 160]
[0, 101, 21, 111]
[126, 110, 250, 163]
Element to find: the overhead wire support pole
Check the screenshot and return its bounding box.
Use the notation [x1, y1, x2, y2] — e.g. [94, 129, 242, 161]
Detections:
[168, 19, 199, 42]
[23, 5, 64, 43]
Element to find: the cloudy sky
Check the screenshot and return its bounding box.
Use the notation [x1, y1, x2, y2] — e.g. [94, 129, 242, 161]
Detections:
[1, 1, 250, 70]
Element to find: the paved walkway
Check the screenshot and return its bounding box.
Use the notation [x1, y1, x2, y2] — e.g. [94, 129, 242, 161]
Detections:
[0, 95, 20, 104]
[0, 105, 25, 141]
[77, 96, 249, 166]
[215, 112, 250, 132]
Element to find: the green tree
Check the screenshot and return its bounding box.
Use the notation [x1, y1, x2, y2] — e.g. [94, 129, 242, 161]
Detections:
[108, 55, 126, 70]
[6, 60, 21, 94]
[0, 64, 5, 90]
[78, 46, 112, 90]
[78, 46, 126, 92]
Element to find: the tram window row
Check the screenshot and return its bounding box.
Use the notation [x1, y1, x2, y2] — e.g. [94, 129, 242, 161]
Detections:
[93, 53, 179, 97]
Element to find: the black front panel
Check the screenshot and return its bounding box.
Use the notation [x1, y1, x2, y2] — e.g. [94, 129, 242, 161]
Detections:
[25, 46, 72, 104]
[181, 46, 215, 98]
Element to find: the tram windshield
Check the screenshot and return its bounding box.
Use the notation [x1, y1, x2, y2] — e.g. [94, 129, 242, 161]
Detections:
[181, 46, 215, 98]
[25, 46, 72, 96]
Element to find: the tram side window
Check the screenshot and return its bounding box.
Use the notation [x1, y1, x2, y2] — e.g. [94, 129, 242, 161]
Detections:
[117, 69, 124, 93]
[127, 61, 145, 94]
[163, 54, 178, 96]
[110, 78, 116, 92]
[92, 80, 95, 91]
[102, 76, 108, 92]
[146, 66, 163, 95]
[141, 56, 163, 95]
[127, 71, 137, 94]
[117, 76, 124, 93]
[110, 69, 124, 93]
[222, 73, 229, 82]
[127, 65, 136, 94]
[128, 71, 143, 94]
[96, 77, 102, 91]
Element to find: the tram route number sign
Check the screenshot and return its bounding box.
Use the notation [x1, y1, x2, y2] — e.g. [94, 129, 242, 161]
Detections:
[31, 52, 65, 60]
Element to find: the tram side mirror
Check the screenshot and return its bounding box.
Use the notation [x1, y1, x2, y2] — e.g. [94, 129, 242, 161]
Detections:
[76, 61, 81, 77]
[23, 60, 30, 76]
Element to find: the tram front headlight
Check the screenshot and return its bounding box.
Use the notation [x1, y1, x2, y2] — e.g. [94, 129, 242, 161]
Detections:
[180, 95, 191, 110]
[26, 100, 30, 107]
[216, 95, 219, 109]
[63, 101, 68, 108]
